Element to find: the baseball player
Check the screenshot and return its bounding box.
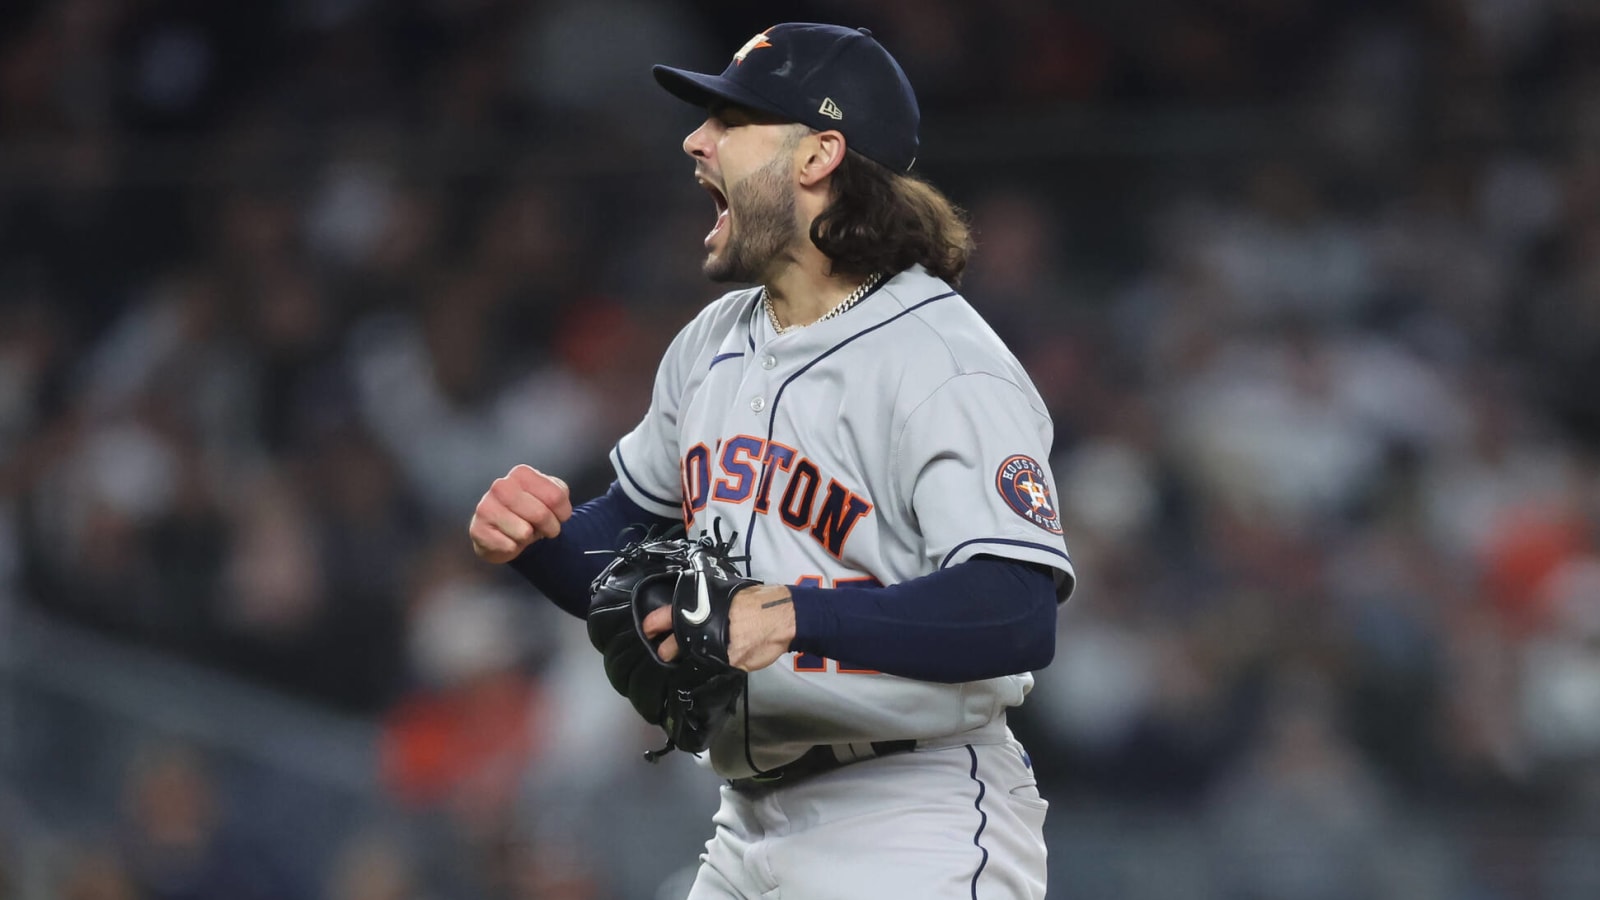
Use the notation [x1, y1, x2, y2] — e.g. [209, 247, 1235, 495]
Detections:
[469, 23, 1074, 899]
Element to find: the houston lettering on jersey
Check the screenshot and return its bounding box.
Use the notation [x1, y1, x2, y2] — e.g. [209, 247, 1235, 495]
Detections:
[679, 434, 872, 558]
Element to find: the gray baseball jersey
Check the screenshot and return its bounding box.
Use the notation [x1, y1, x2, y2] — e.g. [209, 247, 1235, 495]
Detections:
[611, 264, 1075, 779]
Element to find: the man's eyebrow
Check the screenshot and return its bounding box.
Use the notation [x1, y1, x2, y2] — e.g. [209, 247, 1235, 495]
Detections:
[710, 101, 749, 120]
[709, 101, 785, 125]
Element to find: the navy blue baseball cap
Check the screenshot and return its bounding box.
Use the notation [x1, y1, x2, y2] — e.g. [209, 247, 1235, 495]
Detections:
[653, 23, 920, 172]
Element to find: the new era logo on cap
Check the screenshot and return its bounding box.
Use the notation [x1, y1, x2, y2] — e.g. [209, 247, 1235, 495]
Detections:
[651, 22, 921, 172]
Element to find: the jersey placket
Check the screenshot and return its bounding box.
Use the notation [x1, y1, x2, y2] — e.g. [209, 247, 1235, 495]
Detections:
[691, 325, 784, 545]
[746, 337, 884, 593]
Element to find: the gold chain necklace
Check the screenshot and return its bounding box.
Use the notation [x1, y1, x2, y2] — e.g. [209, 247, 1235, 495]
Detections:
[764, 273, 883, 335]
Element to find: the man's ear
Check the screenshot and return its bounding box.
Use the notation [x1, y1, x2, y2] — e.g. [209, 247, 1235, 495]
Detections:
[797, 130, 846, 187]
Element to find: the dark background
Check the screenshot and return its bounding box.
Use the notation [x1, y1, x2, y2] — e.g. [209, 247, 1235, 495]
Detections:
[2, 1, 1599, 898]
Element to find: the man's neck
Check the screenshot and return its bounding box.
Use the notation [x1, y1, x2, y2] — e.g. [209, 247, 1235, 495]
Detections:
[762, 261, 876, 331]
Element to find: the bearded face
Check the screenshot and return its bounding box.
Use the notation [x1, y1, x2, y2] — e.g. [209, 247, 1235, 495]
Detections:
[704, 148, 799, 284]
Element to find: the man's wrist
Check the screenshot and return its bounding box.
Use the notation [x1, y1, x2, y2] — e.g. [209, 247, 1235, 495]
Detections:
[750, 584, 797, 647]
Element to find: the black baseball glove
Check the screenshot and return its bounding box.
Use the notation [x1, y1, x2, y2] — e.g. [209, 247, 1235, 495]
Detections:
[587, 523, 758, 760]
[586, 525, 689, 726]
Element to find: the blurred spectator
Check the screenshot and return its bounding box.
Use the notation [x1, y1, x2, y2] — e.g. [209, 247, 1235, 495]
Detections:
[55, 846, 138, 900]
[345, 270, 610, 520]
[512, 0, 714, 147]
[1205, 672, 1398, 900]
[5, 1, 1600, 897]
[119, 743, 296, 900]
[323, 830, 420, 900]
[1520, 557, 1600, 779]
[379, 538, 545, 832]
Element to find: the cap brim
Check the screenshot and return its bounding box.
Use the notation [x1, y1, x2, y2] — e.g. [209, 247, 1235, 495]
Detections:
[652, 65, 793, 122]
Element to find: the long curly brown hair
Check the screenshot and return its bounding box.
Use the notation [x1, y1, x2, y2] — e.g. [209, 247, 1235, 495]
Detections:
[809, 151, 975, 286]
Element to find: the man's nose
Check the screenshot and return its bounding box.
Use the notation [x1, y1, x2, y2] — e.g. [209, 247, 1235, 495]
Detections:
[683, 119, 715, 159]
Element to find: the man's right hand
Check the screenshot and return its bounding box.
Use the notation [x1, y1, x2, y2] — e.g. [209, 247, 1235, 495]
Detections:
[469, 465, 575, 563]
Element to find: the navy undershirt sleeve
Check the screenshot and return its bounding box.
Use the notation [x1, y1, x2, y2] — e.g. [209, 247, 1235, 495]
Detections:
[788, 557, 1057, 683]
[508, 480, 679, 620]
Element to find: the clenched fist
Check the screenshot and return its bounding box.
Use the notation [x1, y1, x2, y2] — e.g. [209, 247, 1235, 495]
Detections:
[469, 465, 575, 563]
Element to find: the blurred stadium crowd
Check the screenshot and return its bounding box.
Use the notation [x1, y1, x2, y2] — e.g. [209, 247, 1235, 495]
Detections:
[2, 0, 1600, 898]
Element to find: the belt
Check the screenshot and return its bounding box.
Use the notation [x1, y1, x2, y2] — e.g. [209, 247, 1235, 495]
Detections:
[728, 740, 917, 792]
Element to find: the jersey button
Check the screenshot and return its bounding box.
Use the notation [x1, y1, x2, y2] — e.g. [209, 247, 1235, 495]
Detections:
[750, 397, 766, 412]
[761, 355, 777, 370]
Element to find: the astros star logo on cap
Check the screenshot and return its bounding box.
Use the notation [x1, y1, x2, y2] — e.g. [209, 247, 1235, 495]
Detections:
[733, 29, 773, 65]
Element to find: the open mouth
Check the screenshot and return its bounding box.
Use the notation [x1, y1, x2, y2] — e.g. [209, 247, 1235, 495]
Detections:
[698, 175, 729, 245]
